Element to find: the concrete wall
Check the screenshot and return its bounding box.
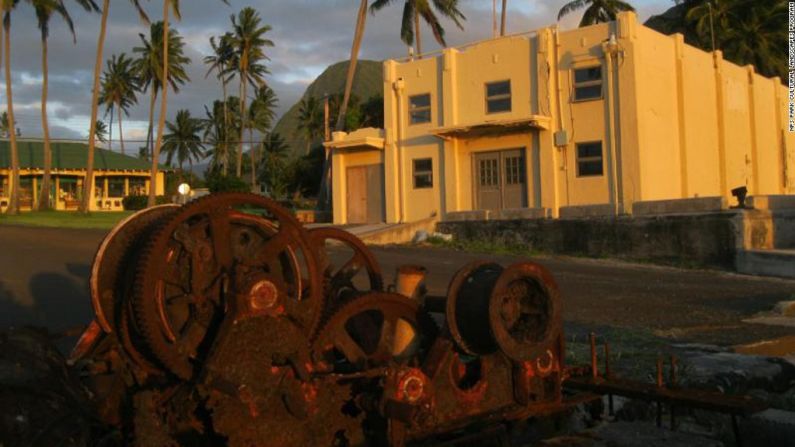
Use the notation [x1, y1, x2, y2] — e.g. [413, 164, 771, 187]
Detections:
[437, 213, 742, 269]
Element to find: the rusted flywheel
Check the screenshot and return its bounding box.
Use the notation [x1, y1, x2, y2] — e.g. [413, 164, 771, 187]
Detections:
[309, 227, 384, 315]
[488, 262, 561, 362]
[130, 193, 323, 379]
[312, 292, 437, 374]
[89, 204, 180, 334]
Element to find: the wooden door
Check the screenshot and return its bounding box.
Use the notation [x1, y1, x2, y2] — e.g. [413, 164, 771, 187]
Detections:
[475, 152, 501, 211]
[346, 166, 368, 223]
[475, 150, 527, 211]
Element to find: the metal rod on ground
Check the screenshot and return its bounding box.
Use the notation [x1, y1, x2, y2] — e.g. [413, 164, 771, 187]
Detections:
[670, 355, 678, 430]
[732, 414, 743, 447]
[589, 333, 598, 379]
[605, 341, 614, 416]
[656, 356, 663, 428]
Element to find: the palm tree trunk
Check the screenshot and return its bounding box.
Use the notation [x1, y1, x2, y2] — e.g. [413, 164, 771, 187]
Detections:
[335, 0, 368, 131]
[108, 104, 114, 151]
[147, 89, 157, 159]
[81, 0, 110, 213]
[38, 35, 52, 211]
[501, 0, 507, 36]
[149, 0, 169, 207]
[118, 105, 125, 155]
[221, 78, 228, 175]
[414, 9, 422, 57]
[3, 15, 19, 215]
[237, 75, 246, 178]
[249, 127, 256, 190]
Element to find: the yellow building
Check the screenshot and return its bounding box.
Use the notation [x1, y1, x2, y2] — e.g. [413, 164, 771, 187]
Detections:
[0, 140, 166, 212]
[327, 12, 795, 224]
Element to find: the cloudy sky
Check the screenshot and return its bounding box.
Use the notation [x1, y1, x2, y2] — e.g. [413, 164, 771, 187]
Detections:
[1, 0, 671, 150]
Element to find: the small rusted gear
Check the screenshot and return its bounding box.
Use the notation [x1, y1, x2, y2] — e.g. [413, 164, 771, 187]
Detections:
[312, 292, 438, 374]
[309, 227, 384, 331]
[488, 262, 562, 362]
[90, 204, 180, 334]
[130, 193, 323, 379]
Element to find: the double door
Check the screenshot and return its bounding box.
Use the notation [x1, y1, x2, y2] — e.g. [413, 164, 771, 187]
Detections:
[474, 149, 527, 211]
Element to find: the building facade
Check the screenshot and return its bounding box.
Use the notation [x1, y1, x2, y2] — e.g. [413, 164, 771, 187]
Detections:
[0, 140, 166, 212]
[327, 12, 795, 224]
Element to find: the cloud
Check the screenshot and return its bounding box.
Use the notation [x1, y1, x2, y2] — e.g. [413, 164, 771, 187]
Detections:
[0, 0, 671, 144]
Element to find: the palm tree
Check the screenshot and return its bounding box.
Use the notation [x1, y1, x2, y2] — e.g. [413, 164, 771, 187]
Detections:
[247, 85, 277, 189]
[369, 0, 465, 56]
[1, 0, 21, 214]
[500, 0, 507, 36]
[204, 32, 236, 175]
[93, 119, 108, 145]
[296, 96, 323, 155]
[204, 96, 240, 175]
[81, 0, 148, 213]
[28, 0, 96, 211]
[162, 109, 204, 180]
[0, 111, 9, 138]
[230, 7, 273, 178]
[334, 0, 369, 133]
[99, 53, 139, 155]
[557, 0, 635, 27]
[259, 132, 289, 197]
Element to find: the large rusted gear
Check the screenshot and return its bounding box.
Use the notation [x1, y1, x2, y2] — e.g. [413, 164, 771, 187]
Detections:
[309, 227, 384, 317]
[90, 204, 180, 334]
[312, 292, 437, 374]
[131, 193, 323, 379]
[488, 262, 562, 362]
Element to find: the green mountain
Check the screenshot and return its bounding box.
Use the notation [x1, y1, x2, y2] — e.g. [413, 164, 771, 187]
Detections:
[273, 59, 383, 159]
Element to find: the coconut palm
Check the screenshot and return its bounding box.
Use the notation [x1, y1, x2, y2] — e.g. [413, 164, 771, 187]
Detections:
[204, 32, 236, 172]
[557, 0, 635, 27]
[99, 53, 139, 155]
[296, 96, 323, 155]
[369, 0, 465, 56]
[162, 109, 204, 180]
[247, 85, 277, 189]
[0, 111, 9, 138]
[259, 132, 289, 197]
[94, 119, 108, 145]
[1, 0, 21, 214]
[717, 0, 786, 79]
[28, 0, 96, 211]
[81, 0, 148, 213]
[204, 96, 240, 175]
[230, 7, 273, 178]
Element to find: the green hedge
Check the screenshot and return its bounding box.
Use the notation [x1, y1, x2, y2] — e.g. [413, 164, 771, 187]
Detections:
[122, 195, 170, 211]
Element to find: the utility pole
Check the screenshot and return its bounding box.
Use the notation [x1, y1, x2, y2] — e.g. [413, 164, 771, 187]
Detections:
[324, 94, 330, 142]
[500, 0, 507, 36]
[492, 0, 497, 38]
[707, 1, 716, 52]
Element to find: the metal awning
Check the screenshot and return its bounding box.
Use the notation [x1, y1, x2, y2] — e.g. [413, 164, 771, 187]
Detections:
[430, 115, 551, 139]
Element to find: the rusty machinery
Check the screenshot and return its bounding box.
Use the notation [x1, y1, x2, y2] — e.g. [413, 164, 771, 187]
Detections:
[69, 193, 767, 447]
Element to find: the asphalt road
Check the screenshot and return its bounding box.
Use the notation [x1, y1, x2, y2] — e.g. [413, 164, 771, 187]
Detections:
[1, 225, 793, 347]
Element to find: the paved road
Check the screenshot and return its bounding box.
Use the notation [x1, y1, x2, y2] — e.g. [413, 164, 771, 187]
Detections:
[1, 225, 793, 347]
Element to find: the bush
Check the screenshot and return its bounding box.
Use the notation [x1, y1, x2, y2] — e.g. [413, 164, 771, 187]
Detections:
[122, 195, 169, 211]
[205, 174, 250, 193]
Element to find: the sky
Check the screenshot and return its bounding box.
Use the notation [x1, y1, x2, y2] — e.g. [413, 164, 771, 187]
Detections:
[0, 0, 672, 151]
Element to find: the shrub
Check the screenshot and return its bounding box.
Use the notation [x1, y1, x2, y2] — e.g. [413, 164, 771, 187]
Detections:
[122, 195, 170, 211]
[205, 174, 250, 193]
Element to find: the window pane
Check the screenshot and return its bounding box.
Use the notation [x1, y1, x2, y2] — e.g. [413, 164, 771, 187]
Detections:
[129, 178, 146, 195]
[487, 98, 512, 114]
[414, 158, 432, 172]
[505, 156, 524, 185]
[109, 178, 125, 197]
[575, 85, 602, 101]
[0, 176, 6, 195]
[578, 160, 603, 176]
[486, 81, 511, 97]
[410, 109, 431, 125]
[479, 159, 499, 186]
[574, 67, 602, 83]
[577, 143, 602, 158]
[410, 94, 431, 109]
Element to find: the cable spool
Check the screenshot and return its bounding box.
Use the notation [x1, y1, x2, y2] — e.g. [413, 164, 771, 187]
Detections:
[446, 262, 505, 356]
[446, 261, 562, 362]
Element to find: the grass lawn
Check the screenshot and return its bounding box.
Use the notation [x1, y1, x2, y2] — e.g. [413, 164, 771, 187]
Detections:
[0, 210, 134, 230]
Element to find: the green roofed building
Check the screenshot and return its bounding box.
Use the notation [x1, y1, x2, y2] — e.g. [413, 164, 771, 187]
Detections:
[0, 140, 167, 212]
